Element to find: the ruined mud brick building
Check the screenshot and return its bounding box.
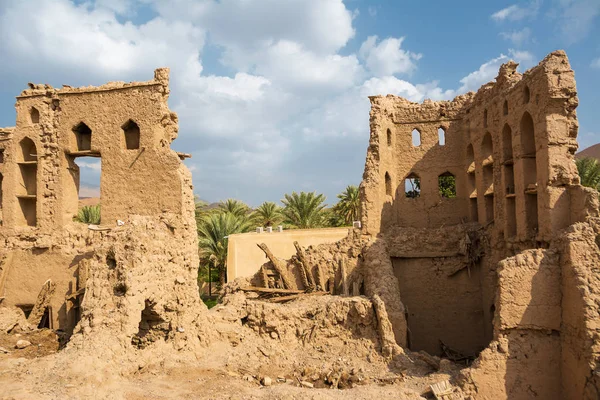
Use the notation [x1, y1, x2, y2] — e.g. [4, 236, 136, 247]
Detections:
[0, 70, 204, 347]
[359, 51, 600, 398]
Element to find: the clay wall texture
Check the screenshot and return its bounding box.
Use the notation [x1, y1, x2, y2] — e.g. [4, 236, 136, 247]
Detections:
[359, 51, 600, 398]
[0, 69, 201, 337]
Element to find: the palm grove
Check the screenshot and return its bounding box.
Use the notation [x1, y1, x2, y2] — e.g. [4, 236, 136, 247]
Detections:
[196, 186, 360, 288]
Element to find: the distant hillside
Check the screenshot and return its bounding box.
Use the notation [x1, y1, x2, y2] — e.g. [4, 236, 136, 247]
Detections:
[79, 197, 100, 208]
[576, 143, 600, 160]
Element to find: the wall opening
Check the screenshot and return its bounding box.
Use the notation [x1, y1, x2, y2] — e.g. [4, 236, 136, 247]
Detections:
[392, 257, 489, 357]
[30, 107, 40, 124]
[17, 137, 37, 227]
[438, 172, 456, 198]
[502, 123, 516, 238]
[485, 195, 494, 223]
[470, 198, 479, 222]
[405, 173, 421, 198]
[73, 122, 92, 151]
[503, 100, 508, 116]
[466, 144, 477, 220]
[132, 300, 169, 349]
[502, 124, 513, 162]
[520, 112, 538, 237]
[523, 85, 530, 104]
[411, 129, 421, 147]
[438, 127, 445, 146]
[386, 128, 392, 147]
[0, 149, 4, 163]
[385, 172, 392, 196]
[481, 133, 494, 195]
[483, 109, 488, 128]
[122, 119, 141, 150]
[38, 306, 52, 329]
[70, 156, 102, 222]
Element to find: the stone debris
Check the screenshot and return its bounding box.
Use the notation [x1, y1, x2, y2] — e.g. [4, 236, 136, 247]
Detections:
[261, 376, 272, 386]
[15, 340, 31, 349]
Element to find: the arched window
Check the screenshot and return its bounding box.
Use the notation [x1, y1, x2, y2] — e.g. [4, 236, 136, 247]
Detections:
[411, 128, 421, 147]
[503, 100, 508, 116]
[404, 173, 420, 198]
[520, 111, 538, 235]
[385, 172, 392, 196]
[438, 172, 456, 198]
[483, 109, 488, 128]
[523, 85, 530, 104]
[20, 137, 37, 162]
[30, 107, 40, 124]
[73, 122, 92, 151]
[386, 128, 392, 147]
[438, 127, 446, 146]
[122, 119, 140, 150]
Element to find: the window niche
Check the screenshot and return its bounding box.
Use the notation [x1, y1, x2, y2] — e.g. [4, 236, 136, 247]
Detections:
[385, 172, 392, 196]
[411, 128, 421, 147]
[404, 173, 421, 198]
[386, 128, 392, 147]
[503, 100, 508, 116]
[523, 85, 530, 104]
[520, 111, 538, 237]
[122, 119, 141, 150]
[73, 122, 92, 151]
[502, 124, 516, 238]
[483, 109, 488, 128]
[30, 107, 40, 124]
[438, 172, 456, 198]
[438, 127, 446, 146]
[17, 137, 37, 227]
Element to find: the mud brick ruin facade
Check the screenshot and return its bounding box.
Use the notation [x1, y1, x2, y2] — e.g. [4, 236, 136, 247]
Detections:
[359, 51, 600, 398]
[1, 51, 600, 399]
[0, 69, 204, 349]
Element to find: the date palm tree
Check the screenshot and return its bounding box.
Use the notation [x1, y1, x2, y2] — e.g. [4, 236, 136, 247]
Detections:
[332, 185, 360, 225]
[281, 191, 327, 229]
[218, 198, 250, 218]
[197, 212, 253, 287]
[576, 157, 600, 191]
[253, 201, 283, 227]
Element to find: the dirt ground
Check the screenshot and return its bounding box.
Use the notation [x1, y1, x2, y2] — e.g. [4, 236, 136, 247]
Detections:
[0, 295, 463, 399]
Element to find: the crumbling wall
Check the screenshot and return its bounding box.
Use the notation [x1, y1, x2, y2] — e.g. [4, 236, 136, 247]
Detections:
[358, 50, 600, 399]
[557, 221, 600, 399]
[0, 69, 204, 348]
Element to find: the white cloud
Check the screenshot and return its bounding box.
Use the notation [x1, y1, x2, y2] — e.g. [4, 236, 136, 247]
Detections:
[368, 6, 377, 17]
[76, 160, 102, 172]
[592, 58, 600, 69]
[456, 50, 535, 93]
[491, 1, 540, 21]
[255, 40, 364, 92]
[500, 28, 532, 46]
[0, 0, 204, 78]
[0, 0, 553, 204]
[359, 36, 422, 77]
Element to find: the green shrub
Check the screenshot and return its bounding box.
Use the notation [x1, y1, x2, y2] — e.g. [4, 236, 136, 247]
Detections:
[202, 297, 218, 309]
[75, 205, 101, 224]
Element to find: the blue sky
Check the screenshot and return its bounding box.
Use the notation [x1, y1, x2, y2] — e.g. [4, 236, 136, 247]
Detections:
[0, 0, 598, 206]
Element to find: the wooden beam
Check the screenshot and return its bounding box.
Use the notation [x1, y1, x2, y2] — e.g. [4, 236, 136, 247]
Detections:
[256, 243, 297, 290]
